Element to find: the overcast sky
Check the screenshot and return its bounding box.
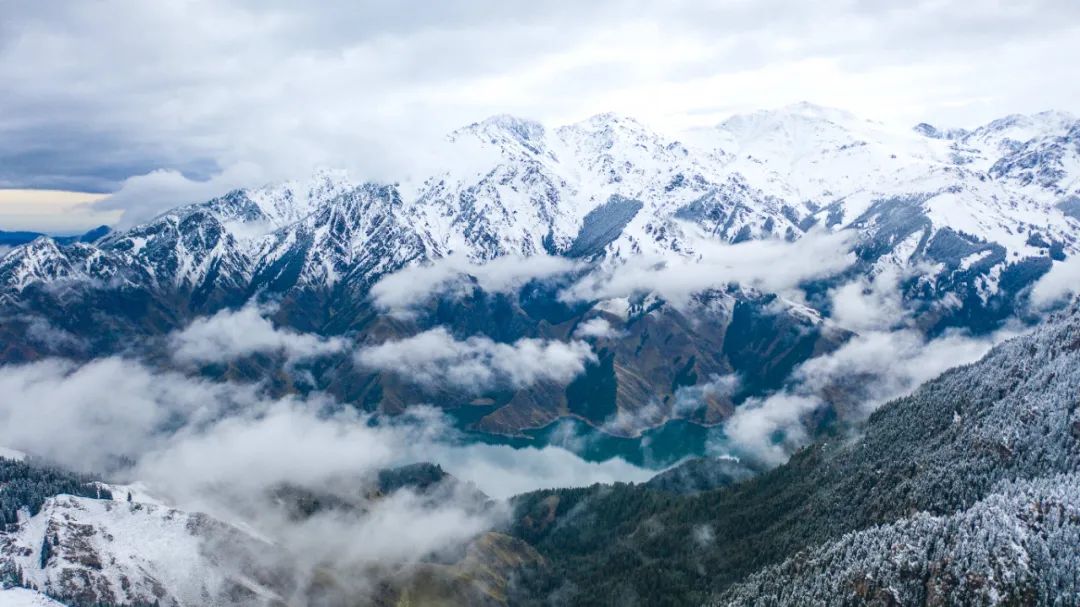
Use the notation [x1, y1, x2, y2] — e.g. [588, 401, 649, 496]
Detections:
[2, 0, 1079, 231]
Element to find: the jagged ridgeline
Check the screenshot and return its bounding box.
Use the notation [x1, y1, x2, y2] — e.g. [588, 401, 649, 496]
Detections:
[505, 304, 1080, 606]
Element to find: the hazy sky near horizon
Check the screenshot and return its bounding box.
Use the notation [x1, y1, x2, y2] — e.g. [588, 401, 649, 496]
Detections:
[2, 0, 1079, 231]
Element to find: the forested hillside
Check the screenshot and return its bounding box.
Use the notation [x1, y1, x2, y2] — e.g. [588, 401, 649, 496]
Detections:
[507, 303, 1080, 605]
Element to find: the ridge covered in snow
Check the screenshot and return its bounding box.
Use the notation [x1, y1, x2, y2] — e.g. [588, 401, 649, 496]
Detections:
[1, 104, 1075, 300]
[1, 493, 281, 606]
[0, 104, 1077, 366]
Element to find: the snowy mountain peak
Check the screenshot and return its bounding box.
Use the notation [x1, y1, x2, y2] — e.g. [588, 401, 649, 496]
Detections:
[711, 102, 890, 163]
[912, 122, 969, 140]
[962, 110, 1078, 154]
[979, 110, 1076, 135]
[456, 114, 546, 144]
[0, 237, 74, 292]
[574, 111, 647, 130]
[944, 110, 1080, 175]
[23, 236, 62, 255]
[778, 100, 860, 122]
[556, 113, 672, 159]
[242, 167, 355, 229]
[309, 165, 351, 183]
[555, 112, 684, 172]
[719, 102, 866, 137]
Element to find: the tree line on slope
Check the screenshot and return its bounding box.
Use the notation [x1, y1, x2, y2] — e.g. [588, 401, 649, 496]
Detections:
[0, 457, 111, 527]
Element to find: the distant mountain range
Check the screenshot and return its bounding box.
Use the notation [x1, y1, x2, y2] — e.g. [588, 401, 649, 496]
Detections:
[1, 103, 1078, 439]
[0, 226, 110, 248]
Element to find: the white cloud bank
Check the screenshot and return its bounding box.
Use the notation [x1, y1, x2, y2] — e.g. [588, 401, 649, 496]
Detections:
[716, 268, 1023, 467]
[0, 352, 659, 601]
[828, 265, 909, 332]
[0, 357, 245, 472]
[722, 328, 1012, 467]
[370, 253, 579, 314]
[1031, 255, 1080, 309]
[169, 302, 348, 365]
[573, 317, 623, 339]
[355, 327, 595, 392]
[561, 229, 856, 305]
[0, 354, 652, 502]
[0, 356, 501, 596]
[95, 163, 267, 228]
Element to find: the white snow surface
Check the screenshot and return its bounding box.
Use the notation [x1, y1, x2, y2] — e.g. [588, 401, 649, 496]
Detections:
[0, 587, 66, 606]
[1, 495, 281, 607]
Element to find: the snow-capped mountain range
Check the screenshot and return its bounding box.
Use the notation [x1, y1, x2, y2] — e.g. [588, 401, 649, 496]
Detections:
[3, 102, 1076, 305]
[0, 102, 1078, 436]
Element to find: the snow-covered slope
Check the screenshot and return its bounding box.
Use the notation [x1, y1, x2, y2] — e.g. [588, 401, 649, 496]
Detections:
[252, 183, 433, 292]
[0, 463, 535, 607]
[705, 103, 1079, 261]
[0, 493, 282, 606]
[716, 473, 1080, 606]
[951, 110, 1077, 171]
[705, 102, 952, 206]
[0, 587, 65, 606]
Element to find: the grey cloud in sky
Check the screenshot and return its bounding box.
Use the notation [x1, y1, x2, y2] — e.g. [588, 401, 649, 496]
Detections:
[0, 0, 1077, 207]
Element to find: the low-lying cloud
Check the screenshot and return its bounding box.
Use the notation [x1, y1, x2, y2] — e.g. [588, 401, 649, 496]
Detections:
[674, 373, 741, 417]
[0, 351, 659, 601]
[723, 393, 820, 466]
[370, 253, 579, 314]
[573, 317, 623, 339]
[715, 265, 1022, 467]
[0, 354, 651, 500]
[21, 314, 88, 352]
[94, 163, 267, 228]
[561, 228, 855, 306]
[355, 327, 595, 392]
[169, 302, 348, 366]
[1031, 255, 1080, 309]
[721, 327, 1014, 466]
[828, 265, 908, 332]
[0, 357, 247, 472]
